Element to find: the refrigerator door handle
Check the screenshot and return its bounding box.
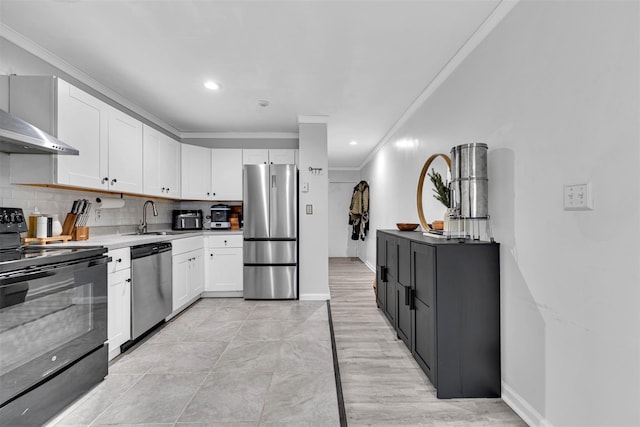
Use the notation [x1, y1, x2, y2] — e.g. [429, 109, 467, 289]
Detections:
[271, 174, 276, 188]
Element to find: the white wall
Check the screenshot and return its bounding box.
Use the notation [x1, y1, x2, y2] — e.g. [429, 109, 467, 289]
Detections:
[359, 1, 639, 426]
[328, 170, 360, 257]
[298, 120, 330, 300]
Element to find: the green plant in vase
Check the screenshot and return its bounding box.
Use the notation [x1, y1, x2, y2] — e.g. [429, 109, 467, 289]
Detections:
[427, 168, 450, 208]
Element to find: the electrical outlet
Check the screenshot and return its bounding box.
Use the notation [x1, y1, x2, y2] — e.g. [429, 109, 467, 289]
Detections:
[95, 209, 102, 222]
[563, 183, 593, 211]
[306, 204, 313, 215]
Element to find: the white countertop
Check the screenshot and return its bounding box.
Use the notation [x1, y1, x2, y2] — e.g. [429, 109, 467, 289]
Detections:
[38, 229, 243, 250]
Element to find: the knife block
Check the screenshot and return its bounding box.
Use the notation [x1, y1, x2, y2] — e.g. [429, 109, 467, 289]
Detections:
[61, 213, 77, 236]
[72, 226, 89, 241]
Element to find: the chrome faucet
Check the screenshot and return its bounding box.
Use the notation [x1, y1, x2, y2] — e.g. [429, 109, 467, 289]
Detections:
[138, 200, 158, 234]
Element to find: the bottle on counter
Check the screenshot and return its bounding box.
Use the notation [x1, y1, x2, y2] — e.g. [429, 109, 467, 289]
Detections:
[36, 215, 48, 239]
[28, 207, 42, 238]
[51, 214, 62, 236]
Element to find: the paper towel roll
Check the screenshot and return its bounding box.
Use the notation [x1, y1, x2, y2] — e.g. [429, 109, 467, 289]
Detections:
[95, 197, 125, 209]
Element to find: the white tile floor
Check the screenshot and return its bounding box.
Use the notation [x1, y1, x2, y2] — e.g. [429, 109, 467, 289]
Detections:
[47, 298, 339, 427]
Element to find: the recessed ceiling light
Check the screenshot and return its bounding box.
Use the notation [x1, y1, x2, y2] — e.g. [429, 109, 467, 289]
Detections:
[349, 141, 358, 145]
[257, 100, 270, 108]
[204, 81, 222, 91]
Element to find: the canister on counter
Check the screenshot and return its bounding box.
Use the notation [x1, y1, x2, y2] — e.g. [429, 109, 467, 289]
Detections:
[28, 207, 42, 238]
[36, 216, 48, 238]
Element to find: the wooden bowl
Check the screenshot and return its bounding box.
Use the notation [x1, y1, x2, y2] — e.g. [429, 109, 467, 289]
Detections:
[431, 220, 444, 230]
[396, 223, 419, 231]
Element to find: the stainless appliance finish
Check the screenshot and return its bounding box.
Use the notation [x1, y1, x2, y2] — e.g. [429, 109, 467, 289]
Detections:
[450, 142, 489, 219]
[172, 210, 203, 231]
[130, 242, 172, 340]
[243, 164, 298, 299]
[210, 204, 231, 229]
[0, 109, 80, 155]
[0, 207, 108, 426]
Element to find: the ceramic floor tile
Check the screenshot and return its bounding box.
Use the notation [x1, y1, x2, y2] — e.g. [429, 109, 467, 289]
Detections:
[276, 339, 334, 373]
[52, 374, 142, 426]
[213, 340, 283, 372]
[259, 370, 339, 424]
[176, 423, 257, 427]
[235, 320, 287, 341]
[93, 373, 206, 425]
[178, 369, 272, 423]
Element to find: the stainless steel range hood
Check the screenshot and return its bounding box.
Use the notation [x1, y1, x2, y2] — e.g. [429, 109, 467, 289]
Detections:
[0, 109, 79, 155]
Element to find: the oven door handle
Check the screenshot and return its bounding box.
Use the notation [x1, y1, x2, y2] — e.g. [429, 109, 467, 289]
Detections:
[0, 269, 54, 286]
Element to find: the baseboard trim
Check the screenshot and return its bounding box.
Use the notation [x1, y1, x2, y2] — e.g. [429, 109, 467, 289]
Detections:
[502, 381, 552, 427]
[363, 259, 375, 272]
[201, 291, 243, 298]
[299, 293, 331, 301]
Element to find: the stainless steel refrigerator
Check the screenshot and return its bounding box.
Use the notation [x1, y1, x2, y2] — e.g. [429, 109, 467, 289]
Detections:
[243, 164, 298, 299]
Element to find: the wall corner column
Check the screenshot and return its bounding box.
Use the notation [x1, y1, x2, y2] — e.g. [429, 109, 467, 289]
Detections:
[297, 115, 330, 300]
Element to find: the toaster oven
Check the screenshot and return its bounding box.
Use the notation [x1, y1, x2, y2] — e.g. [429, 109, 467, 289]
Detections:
[172, 210, 203, 230]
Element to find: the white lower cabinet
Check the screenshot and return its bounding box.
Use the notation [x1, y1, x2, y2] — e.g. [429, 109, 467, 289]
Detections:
[172, 237, 204, 314]
[107, 247, 131, 361]
[204, 234, 243, 296]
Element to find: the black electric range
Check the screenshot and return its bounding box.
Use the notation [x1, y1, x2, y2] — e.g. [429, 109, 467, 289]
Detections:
[0, 207, 106, 273]
[0, 206, 109, 426]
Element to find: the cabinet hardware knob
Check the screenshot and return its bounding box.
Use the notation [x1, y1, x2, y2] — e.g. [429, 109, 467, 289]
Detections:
[166, 188, 170, 192]
[162, 187, 166, 192]
[224, 240, 227, 245]
[111, 178, 117, 185]
[210, 253, 214, 257]
[207, 192, 210, 196]
[126, 278, 131, 283]
[116, 258, 122, 263]
[102, 177, 109, 184]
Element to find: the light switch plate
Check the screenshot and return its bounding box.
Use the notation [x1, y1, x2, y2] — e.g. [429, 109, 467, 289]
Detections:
[306, 204, 313, 215]
[563, 183, 593, 211]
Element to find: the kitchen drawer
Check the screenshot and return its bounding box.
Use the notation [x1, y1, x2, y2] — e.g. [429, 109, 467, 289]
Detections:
[108, 247, 130, 273]
[206, 234, 242, 248]
[172, 235, 204, 255]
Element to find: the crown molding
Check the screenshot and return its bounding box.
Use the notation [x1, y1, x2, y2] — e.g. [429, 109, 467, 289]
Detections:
[358, 0, 520, 170]
[181, 131, 298, 139]
[1, 23, 181, 136]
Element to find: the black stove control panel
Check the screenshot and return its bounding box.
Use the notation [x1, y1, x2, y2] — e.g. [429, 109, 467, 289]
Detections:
[0, 207, 27, 233]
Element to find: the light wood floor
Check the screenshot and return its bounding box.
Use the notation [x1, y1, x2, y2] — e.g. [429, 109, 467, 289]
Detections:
[328, 257, 526, 427]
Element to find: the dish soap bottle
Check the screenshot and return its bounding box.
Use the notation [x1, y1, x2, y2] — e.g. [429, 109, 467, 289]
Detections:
[28, 207, 42, 238]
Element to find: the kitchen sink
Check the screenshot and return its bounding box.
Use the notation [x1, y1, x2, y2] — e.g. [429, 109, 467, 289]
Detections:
[122, 231, 193, 236]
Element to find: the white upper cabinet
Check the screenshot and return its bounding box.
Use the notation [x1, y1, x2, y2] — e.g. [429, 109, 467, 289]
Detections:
[9, 76, 144, 193]
[267, 149, 296, 165]
[181, 144, 211, 200]
[56, 79, 109, 189]
[242, 149, 296, 165]
[211, 149, 242, 200]
[106, 105, 143, 193]
[181, 145, 242, 201]
[242, 149, 269, 165]
[143, 124, 181, 198]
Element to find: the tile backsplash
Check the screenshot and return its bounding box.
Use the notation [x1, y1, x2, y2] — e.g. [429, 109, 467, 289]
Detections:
[0, 153, 178, 236]
[1, 153, 243, 236]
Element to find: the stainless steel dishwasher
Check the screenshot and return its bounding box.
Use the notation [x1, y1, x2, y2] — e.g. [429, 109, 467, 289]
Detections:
[130, 241, 172, 340]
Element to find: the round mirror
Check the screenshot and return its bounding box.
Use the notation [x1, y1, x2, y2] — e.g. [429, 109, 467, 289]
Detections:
[417, 153, 451, 231]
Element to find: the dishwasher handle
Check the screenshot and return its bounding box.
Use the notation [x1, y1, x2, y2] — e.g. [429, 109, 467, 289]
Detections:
[131, 242, 172, 259]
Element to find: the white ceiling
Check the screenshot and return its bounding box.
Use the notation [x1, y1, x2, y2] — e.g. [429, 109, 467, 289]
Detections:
[0, 0, 501, 168]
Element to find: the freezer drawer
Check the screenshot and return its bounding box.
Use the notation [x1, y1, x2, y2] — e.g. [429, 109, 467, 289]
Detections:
[244, 240, 297, 264]
[243, 266, 297, 299]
